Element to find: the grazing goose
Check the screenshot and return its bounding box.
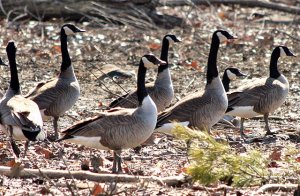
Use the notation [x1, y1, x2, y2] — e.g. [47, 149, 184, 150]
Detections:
[226, 46, 295, 137]
[0, 41, 45, 157]
[25, 24, 85, 139]
[109, 34, 180, 112]
[57, 54, 166, 173]
[155, 30, 236, 134]
[222, 67, 247, 92]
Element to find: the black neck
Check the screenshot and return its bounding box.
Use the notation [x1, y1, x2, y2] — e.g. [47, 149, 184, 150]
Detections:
[269, 48, 281, 79]
[60, 31, 71, 72]
[137, 60, 148, 105]
[8, 50, 19, 93]
[207, 34, 220, 84]
[222, 72, 230, 92]
[158, 38, 169, 73]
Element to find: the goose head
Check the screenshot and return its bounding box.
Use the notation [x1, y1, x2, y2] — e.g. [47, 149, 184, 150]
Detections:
[142, 54, 166, 69]
[165, 34, 181, 46]
[62, 24, 85, 36]
[225, 67, 247, 80]
[277, 46, 296, 57]
[214, 30, 236, 43]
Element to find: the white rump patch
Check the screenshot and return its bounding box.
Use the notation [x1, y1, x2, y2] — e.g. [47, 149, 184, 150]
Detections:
[226, 69, 236, 80]
[63, 26, 75, 36]
[155, 121, 189, 135]
[226, 106, 260, 118]
[142, 57, 156, 68]
[64, 136, 110, 150]
[216, 32, 227, 42]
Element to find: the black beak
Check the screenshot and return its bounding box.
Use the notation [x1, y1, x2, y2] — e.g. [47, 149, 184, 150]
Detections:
[288, 50, 296, 57]
[156, 58, 167, 66]
[236, 71, 247, 77]
[174, 37, 181, 42]
[75, 27, 85, 33]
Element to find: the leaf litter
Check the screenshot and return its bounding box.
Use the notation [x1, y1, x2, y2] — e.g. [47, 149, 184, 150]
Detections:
[0, 3, 299, 195]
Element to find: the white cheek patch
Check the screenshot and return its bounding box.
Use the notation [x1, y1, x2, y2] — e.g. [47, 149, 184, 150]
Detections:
[166, 36, 174, 46]
[142, 57, 156, 68]
[63, 26, 75, 36]
[216, 32, 227, 42]
[226, 70, 236, 80]
[279, 47, 287, 57]
[155, 121, 189, 135]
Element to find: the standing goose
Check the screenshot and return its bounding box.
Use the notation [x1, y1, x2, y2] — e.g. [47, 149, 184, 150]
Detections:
[25, 24, 85, 139]
[0, 41, 45, 157]
[226, 46, 295, 137]
[155, 30, 236, 134]
[219, 67, 247, 124]
[222, 67, 247, 92]
[109, 34, 180, 112]
[57, 54, 166, 173]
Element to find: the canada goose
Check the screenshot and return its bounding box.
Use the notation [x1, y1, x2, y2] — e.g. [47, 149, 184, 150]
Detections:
[226, 46, 295, 137]
[222, 67, 247, 92]
[25, 24, 85, 139]
[155, 30, 236, 134]
[57, 54, 166, 173]
[0, 41, 45, 157]
[109, 34, 180, 112]
[219, 68, 247, 124]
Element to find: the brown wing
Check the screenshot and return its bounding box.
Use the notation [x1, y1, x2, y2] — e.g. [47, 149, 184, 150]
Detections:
[227, 81, 279, 113]
[59, 108, 136, 138]
[156, 91, 211, 127]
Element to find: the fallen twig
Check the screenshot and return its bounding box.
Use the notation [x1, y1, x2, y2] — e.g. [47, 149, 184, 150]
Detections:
[256, 183, 298, 194]
[160, 0, 300, 15]
[0, 166, 191, 186]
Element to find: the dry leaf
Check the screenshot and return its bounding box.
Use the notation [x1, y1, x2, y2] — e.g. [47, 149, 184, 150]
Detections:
[269, 149, 282, 161]
[92, 183, 104, 196]
[190, 60, 198, 69]
[0, 142, 4, 149]
[35, 146, 54, 159]
[148, 43, 161, 50]
[51, 45, 61, 54]
[6, 159, 16, 167]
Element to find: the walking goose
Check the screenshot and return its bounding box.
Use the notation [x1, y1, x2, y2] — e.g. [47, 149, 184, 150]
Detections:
[155, 30, 236, 134]
[57, 54, 166, 173]
[0, 41, 45, 157]
[226, 46, 295, 137]
[25, 24, 85, 139]
[109, 34, 180, 112]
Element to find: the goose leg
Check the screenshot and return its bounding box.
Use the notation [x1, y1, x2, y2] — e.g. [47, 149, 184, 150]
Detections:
[240, 118, 246, 138]
[9, 127, 20, 158]
[112, 150, 122, 173]
[53, 116, 59, 140]
[23, 141, 30, 157]
[264, 113, 272, 135]
[116, 150, 122, 173]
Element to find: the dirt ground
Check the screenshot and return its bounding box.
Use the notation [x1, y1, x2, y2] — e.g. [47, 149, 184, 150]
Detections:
[0, 3, 299, 195]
